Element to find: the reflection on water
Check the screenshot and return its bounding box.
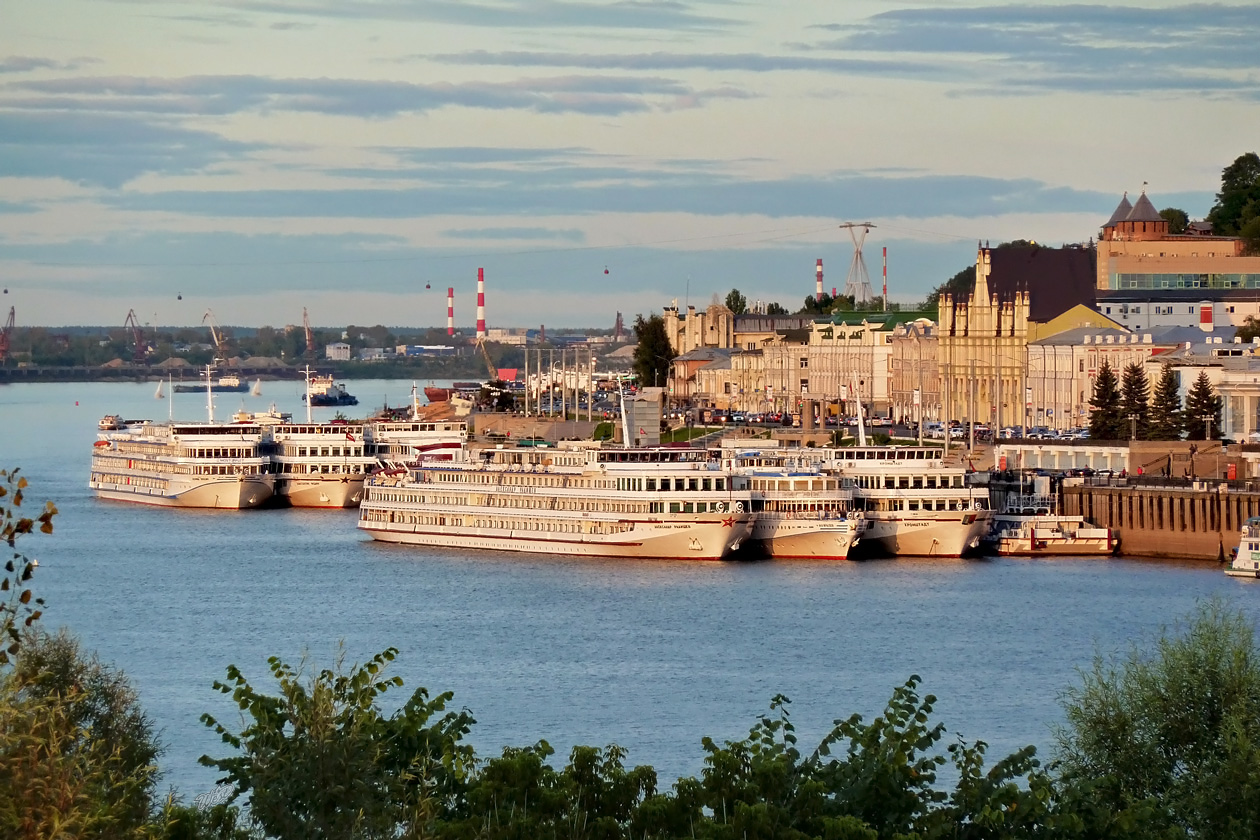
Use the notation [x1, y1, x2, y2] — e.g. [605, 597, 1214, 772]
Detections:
[1, 380, 1251, 797]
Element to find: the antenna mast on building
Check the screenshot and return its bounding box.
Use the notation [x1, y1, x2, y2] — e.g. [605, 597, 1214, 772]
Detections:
[839, 222, 876, 304]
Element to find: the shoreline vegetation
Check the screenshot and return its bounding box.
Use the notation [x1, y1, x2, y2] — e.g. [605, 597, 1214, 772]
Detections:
[6, 468, 1260, 839]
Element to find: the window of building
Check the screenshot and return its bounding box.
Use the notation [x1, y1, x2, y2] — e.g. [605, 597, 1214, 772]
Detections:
[1190, 306, 1196, 314]
[799, 357, 808, 369]
[1079, 359, 1084, 372]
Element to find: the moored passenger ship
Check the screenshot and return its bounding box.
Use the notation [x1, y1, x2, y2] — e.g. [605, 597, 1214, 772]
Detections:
[90, 419, 273, 509]
[358, 443, 754, 559]
[806, 445, 991, 557]
[728, 449, 865, 559]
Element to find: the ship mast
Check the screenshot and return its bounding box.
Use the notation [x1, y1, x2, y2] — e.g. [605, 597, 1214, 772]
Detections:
[303, 365, 313, 423]
[205, 364, 215, 423]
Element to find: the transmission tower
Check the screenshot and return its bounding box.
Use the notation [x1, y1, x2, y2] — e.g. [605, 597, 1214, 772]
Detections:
[839, 222, 876, 304]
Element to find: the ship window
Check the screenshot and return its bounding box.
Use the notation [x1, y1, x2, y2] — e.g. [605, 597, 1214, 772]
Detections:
[913, 477, 923, 489]
[669, 502, 680, 513]
[716, 479, 725, 490]
[688, 479, 698, 491]
[908, 501, 919, 511]
[898, 476, 910, 489]
[647, 478, 656, 491]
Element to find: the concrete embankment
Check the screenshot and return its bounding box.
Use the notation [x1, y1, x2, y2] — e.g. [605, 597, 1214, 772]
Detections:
[1061, 481, 1260, 561]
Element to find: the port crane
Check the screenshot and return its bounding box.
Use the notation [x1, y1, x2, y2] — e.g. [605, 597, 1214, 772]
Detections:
[302, 307, 316, 362]
[123, 308, 147, 364]
[0, 307, 13, 363]
[202, 309, 227, 363]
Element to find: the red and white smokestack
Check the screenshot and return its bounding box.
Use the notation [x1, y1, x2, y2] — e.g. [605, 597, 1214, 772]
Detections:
[882, 247, 888, 311]
[476, 267, 486, 339]
[447, 287, 455, 336]
[815, 259, 823, 301]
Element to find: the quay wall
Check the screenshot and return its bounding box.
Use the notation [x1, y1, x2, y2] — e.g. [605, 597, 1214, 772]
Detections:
[1062, 481, 1260, 560]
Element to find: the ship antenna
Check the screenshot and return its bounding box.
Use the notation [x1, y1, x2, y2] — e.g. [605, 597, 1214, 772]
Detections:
[303, 365, 313, 423]
[205, 363, 215, 423]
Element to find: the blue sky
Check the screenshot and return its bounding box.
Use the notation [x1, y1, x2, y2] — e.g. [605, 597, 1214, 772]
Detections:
[2, 1, 1256, 329]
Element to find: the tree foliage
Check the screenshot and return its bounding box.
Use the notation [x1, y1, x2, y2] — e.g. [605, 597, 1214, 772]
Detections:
[765, 302, 788, 315]
[1056, 599, 1260, 839]
[1119, 362, 1151, 440]
[1, 468, 55, 664]
[1183, 370, 1222, 440]
[201, 647, 476, 840]
[1147, 364, 1184, 441]
[1158, 207, 1188, 234]
[1088, 360, 1125, 441]
[632, 314, 673, 390]
[724, 289, 748, 316]
[1208, 152, 1260, 247]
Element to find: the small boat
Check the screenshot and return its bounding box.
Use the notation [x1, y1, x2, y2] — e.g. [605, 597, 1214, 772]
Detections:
[983, 494, 1116, 556]
[1226, 517, 1260, 578]
[98, 414, 125, 431]
[303, 374, 358, 407]
[174, 373, 249, 393]
[423, 385, 451, 403]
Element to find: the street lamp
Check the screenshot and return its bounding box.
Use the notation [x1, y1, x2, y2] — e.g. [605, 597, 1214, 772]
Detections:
[1128, 413, 1139, 441]
[1202, 414, 1214, 442]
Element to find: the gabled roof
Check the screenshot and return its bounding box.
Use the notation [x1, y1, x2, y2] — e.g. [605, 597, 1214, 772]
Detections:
[1105, 193, 1133, 226]
[1125, 192, 1163, 223]
[986, 245, 1097, 323]
[675, 347, 730, 362]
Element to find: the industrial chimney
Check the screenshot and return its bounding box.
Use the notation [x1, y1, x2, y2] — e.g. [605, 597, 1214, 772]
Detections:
[447, 287, 455, 336]
[815, 259, 823, 302]
[476, 268, 486, 339]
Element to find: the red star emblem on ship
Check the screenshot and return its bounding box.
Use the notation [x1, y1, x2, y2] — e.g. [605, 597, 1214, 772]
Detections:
[721, 516, 735, 528]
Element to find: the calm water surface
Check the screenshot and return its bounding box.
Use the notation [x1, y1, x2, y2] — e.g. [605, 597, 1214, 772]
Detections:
[0, 379, 1252, 797]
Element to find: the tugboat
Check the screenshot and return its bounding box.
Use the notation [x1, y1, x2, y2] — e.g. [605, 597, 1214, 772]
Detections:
[1226, 517, 1260, 578]
[303, 373, 358, 407]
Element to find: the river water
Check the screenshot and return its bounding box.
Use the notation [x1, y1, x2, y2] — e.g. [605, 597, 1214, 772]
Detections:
[0, 379, 1252, 799]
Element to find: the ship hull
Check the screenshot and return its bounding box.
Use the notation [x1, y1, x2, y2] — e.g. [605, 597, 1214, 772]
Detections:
[274, 477, 364, 508]
[90, 476, 273, 509]
[360, 517, 753, 560]
[750, 520, 861, 560]
[855, 510, 991, 558]
[173, 384, 249, 393]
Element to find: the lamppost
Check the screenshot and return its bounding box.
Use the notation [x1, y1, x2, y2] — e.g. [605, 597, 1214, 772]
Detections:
[1128, 413, 1139, 441]
[1202, 414, 1215, 479]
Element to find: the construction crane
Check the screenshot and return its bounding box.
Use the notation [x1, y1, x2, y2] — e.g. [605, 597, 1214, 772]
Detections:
[476, 338, 500, 382]
[202, 309, 226, 363]
[302, 307, 316, 362]
[124, 308, 147, 364]
[0, 307, 13, 363]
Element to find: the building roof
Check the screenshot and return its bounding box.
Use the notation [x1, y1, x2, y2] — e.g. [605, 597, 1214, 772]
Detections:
[986, 245, 1097, 322]
[1125, 192, 1163, 223]
[1144, 324, 1239, 345]
[734, 314, 816, 332]
[675, 347, 731, 362]
[1105, 193, 1133, 226]
[1029, 326, 1133, 346]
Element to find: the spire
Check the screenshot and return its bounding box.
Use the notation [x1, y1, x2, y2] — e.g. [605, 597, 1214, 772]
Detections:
[1105, 191, 1133, 227]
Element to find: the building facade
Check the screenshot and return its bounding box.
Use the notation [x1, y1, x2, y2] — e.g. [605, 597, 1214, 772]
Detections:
[888, 320, 940, 425]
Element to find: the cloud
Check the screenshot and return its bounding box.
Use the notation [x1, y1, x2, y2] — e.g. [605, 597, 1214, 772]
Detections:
[441, 226, 586, 242]
[0, 57, 62, 74]
[5, 72, 742, 118]
[0, 200, 38, 214]
[122, 0, 736, 32]
[809, 4, 1260, 95]
[431, 49, 936, 77]
[0, 112, 264, 188]
[103, 171, 1136, 222]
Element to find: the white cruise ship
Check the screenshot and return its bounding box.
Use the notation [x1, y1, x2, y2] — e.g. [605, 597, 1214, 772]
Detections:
[804, 446, 992, 557]
[358, 443, 754, 560]
[728, 448, 865, 560]
[90, 418, 273, 509]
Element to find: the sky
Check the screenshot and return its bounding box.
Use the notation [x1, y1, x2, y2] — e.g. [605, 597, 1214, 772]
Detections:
[2, 1, 1257, 330]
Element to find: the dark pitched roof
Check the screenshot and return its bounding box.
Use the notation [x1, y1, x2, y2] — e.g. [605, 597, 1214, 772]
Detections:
[986, 245, 1097, 323]
[1105, 193, 1133, 226]
[1126, 192, 1163, 223]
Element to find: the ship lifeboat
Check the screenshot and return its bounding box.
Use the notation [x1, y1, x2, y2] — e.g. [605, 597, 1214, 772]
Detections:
[93, 440, 111, 447]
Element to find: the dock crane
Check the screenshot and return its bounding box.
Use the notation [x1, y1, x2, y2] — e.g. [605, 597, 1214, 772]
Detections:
[303, 307, 315, 362]
[202, 309, 227, 363]
[124, 308, 147, 364]
[0, 307, 13, 363]
[476, 337, 500, 383]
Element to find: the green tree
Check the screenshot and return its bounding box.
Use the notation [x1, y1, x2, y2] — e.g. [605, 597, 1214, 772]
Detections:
[765, 302, 788, 315]
[2, 629, 162, 839]
[1088, 359, 1124, 440]
[1, 468, 55, 665]
[632, 313, 673, 390]
[1119, 362, 1151, 440]
[1237, 315, 1260, 343]
[1056, 599, 1260, 839]
[1184, 370, 1222, 440]
[724, 289, 748, 315]
[200, 646, 476, 840]
[1148, 363, 1184, 441]
[1207, 152, 1260, 241]
[1158, 207, 1189, 234]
